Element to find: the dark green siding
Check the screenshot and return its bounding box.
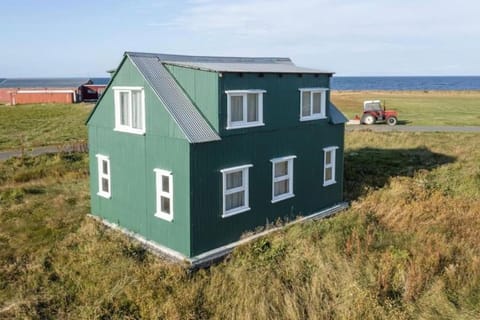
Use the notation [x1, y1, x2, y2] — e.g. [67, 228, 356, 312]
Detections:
[190, 124, 344, 256]
[164, 64, 219, 132]
[188, 72, 342, 256]
[89, 59, 344, 259]
[88, 57, 192, 257]
[219, 73, 331, 136]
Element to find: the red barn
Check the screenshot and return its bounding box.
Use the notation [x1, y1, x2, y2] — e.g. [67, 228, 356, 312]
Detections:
[0, 78, 107, 105]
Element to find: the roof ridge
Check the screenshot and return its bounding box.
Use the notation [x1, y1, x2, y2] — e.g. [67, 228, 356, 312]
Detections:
[126, 51, 292, 64]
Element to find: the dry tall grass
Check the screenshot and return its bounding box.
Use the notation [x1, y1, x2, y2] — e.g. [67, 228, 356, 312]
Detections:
[1, 131, 479, 319]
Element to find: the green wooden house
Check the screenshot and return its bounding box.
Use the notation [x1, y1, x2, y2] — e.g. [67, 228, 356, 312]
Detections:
[87, 52, 348, 264]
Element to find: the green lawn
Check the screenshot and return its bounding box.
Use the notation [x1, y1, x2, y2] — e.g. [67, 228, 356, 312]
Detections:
[331, 90, 480, 125]
[0, 92, 478, 152]
[0, 103, 93, 150]
[1, 131, 479, 319]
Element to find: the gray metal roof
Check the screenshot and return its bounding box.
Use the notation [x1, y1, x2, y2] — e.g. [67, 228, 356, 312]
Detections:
[126, 51, 333, 74]
[128, 53, 221, 143]
[0, 78, 91, 88]
[163, 61, 329, 74]
[328, 103, 349, 125]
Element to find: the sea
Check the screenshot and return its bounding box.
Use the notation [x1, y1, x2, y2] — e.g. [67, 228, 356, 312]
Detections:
[330, 76, 480, 91]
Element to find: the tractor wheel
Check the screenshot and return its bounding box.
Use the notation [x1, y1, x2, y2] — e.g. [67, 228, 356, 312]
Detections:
[387, 116, 398, 126]
[362, 114, 375, 125]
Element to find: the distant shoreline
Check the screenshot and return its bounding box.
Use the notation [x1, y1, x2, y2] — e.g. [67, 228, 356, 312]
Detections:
[331, 76, 480, 91]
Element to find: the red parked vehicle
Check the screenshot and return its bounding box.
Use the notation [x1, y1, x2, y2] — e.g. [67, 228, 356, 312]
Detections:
[361, 100, 398, 126]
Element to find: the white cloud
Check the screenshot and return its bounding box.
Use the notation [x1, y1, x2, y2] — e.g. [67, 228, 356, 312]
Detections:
[146, 0, 480, 74]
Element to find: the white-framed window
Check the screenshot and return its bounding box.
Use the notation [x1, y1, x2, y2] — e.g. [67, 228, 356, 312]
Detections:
[271, 155, 296, 203]
[220, 164, 253, 217]
[323, 146, 338, 186]
[154, 169, 173, 222]
[113, 86, 145, 134]
[299, 88, 328, 121]
[225, 90, 265, 129]
[96, 154, 111, 198]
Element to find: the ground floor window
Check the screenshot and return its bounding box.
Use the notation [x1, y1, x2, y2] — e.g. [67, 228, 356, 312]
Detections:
[323, 146, 338, 186]
[154, 169, 173, 221]
[270, 155, 296, 203]
[221, 164, 252, 217]
[96, 154, 111, 198]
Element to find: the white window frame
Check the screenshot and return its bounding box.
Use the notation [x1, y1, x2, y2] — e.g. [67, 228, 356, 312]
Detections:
[323, 146, 338, 186]
[225, 90, 266, 129]
[299, 88, 328, 121]
[154, 169, 174, 222]
[220, 164, 253, 217]
[113, 86, 146, 135]
[96, 154, 111, 198]
[270, 155, 296, 203]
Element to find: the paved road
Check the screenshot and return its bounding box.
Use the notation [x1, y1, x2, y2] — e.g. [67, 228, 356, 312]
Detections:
[346, 125, 480, 133]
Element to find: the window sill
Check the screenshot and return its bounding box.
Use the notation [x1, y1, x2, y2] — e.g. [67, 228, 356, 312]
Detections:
[114, 127, 146, 135]
[323, 180, 337, 187]
[271, 193, 295, 203]
[222, 206, 250, 218]
[226, 122, 265, 130]
[97, 192, 111, 199]
[154, 212, 174, 222]
[300, 116, 327, 122]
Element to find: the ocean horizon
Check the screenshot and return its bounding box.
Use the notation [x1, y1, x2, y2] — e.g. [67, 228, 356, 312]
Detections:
[331, 76, 480, 91]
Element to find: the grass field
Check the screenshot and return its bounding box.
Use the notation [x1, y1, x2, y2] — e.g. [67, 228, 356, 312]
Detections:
[331, 90, 480, 125]
[1, 91, 480, 152]
[0, 103, 92, 150]
[1, 131, 479, 319]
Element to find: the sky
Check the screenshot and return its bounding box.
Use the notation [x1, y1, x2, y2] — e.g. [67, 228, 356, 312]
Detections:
[0, 0, 479, 77]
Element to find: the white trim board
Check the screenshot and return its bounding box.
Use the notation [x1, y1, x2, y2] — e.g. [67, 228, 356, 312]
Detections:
[88, 201, 349, 268]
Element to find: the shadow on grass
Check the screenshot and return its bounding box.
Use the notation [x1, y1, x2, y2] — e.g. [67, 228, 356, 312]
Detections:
[396, 119, 410, 125]
[344, 147, 456, 200]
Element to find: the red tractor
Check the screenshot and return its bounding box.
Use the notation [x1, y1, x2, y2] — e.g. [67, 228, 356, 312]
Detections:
[360, 100, 398, 126]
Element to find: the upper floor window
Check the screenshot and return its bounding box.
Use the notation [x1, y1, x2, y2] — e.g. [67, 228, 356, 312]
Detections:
[154, 169, 173, 221]
[225, 90, 265, 129]
[96, 154, 111, 198]
[323, 146, 338, 186]
[113, 86, 145, 135]
[271, 155, 296, 203]
[299, 88, 328, 121]
[220, 164, 253, 217]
